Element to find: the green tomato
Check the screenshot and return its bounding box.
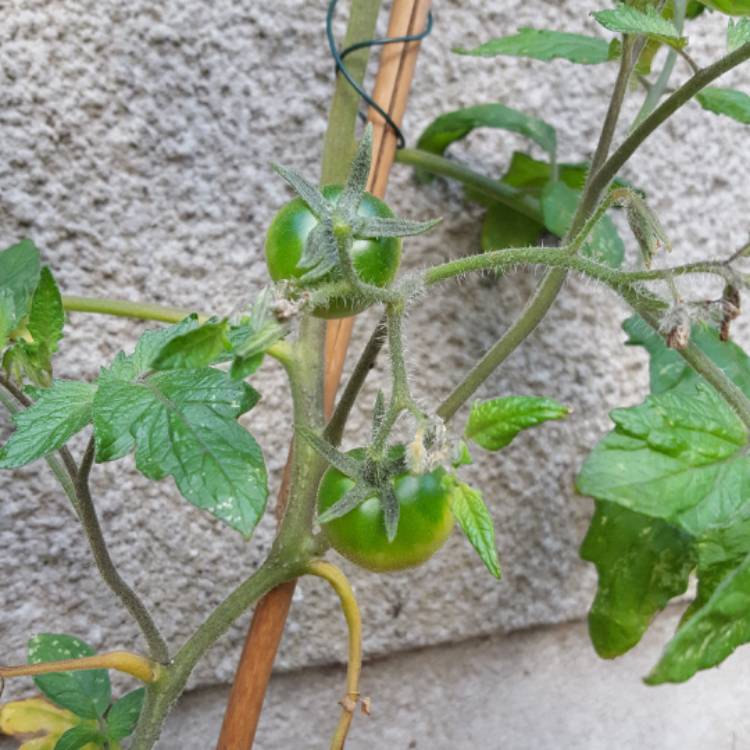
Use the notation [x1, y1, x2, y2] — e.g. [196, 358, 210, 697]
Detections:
[317, 449, 455, 572]
[264, 185, 401, 319]
[699, 0, 750, 13]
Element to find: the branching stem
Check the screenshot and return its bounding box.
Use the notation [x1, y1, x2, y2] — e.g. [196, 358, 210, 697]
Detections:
[75, 439, 169, 663]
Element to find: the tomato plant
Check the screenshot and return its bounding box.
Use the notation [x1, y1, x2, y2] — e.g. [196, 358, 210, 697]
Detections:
[317, 447, 454, 572]
[1, 1, 750, 749]
[265, 185, 401, 318]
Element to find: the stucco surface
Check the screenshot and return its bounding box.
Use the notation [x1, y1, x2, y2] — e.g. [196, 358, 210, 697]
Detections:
[1, 0, 750, 726]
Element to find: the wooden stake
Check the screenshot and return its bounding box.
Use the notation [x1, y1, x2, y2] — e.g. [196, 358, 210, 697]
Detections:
[216, 2, 432, 747]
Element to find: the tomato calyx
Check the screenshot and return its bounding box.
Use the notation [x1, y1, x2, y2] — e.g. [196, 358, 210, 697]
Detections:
[267, 125, 440, 317]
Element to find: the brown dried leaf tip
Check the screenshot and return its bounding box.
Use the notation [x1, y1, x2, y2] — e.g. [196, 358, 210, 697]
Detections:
[720, 284, 741, 342]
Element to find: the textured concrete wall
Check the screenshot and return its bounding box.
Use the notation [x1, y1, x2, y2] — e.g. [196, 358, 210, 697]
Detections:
[1, 0, 749, 746]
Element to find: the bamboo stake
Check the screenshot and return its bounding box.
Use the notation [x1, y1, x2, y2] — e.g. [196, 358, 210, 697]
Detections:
[216, 2, 432, 747]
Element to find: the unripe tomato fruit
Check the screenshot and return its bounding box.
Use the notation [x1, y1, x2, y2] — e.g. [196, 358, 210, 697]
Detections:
[264, 185, 401, 319]
[317, 448, 455, 572]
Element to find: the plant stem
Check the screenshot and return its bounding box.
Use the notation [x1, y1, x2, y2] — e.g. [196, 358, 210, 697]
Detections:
[395, 148, 542, 222]
[306, 560, 363, 750]
[0, 651, 162, 684]
[618, 291, 750, 430]
[632, 0, 686, 128]
[325, 315, 387, 446]
[435, 40, 638, 422]
[63, 295, 204, 324]
[75, 439, 170, 663]
[587, 41, 750, 207]
[130, 558, 302, 750]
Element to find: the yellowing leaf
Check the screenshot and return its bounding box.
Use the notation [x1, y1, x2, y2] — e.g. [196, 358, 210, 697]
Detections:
[0, 698, 100, 749]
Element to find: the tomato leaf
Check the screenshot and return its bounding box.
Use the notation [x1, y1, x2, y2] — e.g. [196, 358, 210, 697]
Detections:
[4, 266, 66, 386]
[593, 4, 688, 47]
[728, 18, 750, 49]
[105, 688, 144, 741]
[54, 724, 106, 750]
[446, 478, 501, 578]
[415, 104, 557, 183]
[497, 151, 639, 198]
[151, 319, 230, 370]
[93, 324, 266, 535]
[28, 634, 111, 721]
[541, 182, 625, 267]
[699, 0, 750, 16]
[480, 203, 544, 251]
[647, 551, 750, 684]
[0, 380, 96, 468]
[455, 28, 612, 64]
[465, 395, 569, 451]
[581, 501, 695, 658]
[0, 239, 41, 343]
[696, 86, 750, 125]
[623, 316, 750, 396]
[28, 267, 65, 356]
[577, 385, 749, 535]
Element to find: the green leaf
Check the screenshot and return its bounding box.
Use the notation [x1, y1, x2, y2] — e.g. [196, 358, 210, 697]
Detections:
[446, 478, 501, 578]
[699, 0, 750, 16]
[696, 86, 750, 124]
[500, 151, 637, 197]
[451, 440, 474, 468]
[93, 358, 266, 536]
[623, 316, 750, 396]
[28, 267, 64, 355]
[416, 104, 557, 181]
[100, 318, 201, 384]
[581, 501, 695, 658]
[0, 239, 41, 336]
[728, 17, 750, 49]
[0, 380, 96, 468]
[151, 319, 230, 370]
[541, 181, 625, 267]
[593, 4, 688, 47]
[54, 724, 105, 750]
[455, 28, 612, 64]
[0, 290, 16, 349]
[647, 551, 750, 683]
[480, 203, 544, 251]
[226, 289, 288, 379]
[465, 396, 569, 451]
[576, 385, 750, 536]
[4, 266, 66, 386]
[106, 688, 145, 740]
[28, 634, 111, 720]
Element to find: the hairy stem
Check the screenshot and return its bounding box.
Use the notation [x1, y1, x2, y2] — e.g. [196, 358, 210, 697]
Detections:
[305, 561, 363, 750]
[435, 39, 638, 422]
[325, 315, 387, 446]
[631, 0, 686, 128]
[587, 41, 750, 207]
[0, 380, 166, 659]
[130, 558, 302, 750]
[75, 439, 169, 663]
[618, 289, 750, 430]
